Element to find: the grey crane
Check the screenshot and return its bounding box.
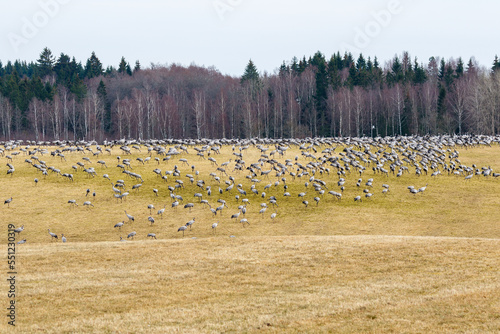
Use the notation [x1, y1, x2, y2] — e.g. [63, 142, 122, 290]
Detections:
[48, 229, 58, 241]
[13, 225, 24, 234]
[68, 199, 78, 207]
[34, 178, 38, 186]
[270, 212, 277, 220]
[184, 203, 195, 212]
[148, 216, 155, 225]
[148, 204, 155, 215]
[240, 218, 250, 227]
[147, 233, 157, 239]
[124, 210, 135, 222]
[212, 222, 218, 234]
[114, 221, 124, 229]
[83, 201, 94, 208]
[157, 205, 166, 217]
[4, 197, 13, 207]
[61, 234, 67, 243]
[127, 231, 137, 239]
[186, 218, 195, 230]
[418, 184, 428, 193]
[17, 239, 26, 245]
[178, 225, 188, 237]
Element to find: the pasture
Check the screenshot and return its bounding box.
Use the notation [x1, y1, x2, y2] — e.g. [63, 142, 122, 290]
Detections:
[1, 136, 500, 333]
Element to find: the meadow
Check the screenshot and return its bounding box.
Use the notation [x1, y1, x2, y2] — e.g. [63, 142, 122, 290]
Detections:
[1, 137, 500, 333]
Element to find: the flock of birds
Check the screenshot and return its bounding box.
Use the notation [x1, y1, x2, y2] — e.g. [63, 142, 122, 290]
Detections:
[2, 134, 500, 245]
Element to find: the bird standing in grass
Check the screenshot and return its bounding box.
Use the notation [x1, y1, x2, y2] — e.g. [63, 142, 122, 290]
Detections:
[127, 231, 137, 239]
[13, 225, 24, 234]
[178, 225, 187, 237]
[4, 197, 13, 207]
[125, 211, 134, 222]
[212, 222, 218, 234]
[48, 229, 58, 241]
[61, 234, 67, 243]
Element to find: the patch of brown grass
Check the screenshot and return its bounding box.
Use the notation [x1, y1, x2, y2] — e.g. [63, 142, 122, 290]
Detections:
[1, 142, 500, 332]
[6, 236, 500, 333]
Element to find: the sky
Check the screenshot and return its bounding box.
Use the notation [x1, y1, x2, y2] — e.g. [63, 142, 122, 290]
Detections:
[1, 0, 499, 77]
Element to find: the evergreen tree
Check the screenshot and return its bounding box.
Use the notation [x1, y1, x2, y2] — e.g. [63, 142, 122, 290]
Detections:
[134, 60, 141, 73]
[118, 57, 128, 74]
[84, 52, 103, 79]
[413, 59, 427, 84]
[37, 47, 55, 77]
[298, 57, 308, 74]
[97, 79, 111, 132]
[493, 55, 500, 72]
[70, 74, 86, 101]
[312, 52, 328, 135]
[356, 54, 368, 86]
[290, 57, 299, 74]
[327, 56, 341, 89]
[438, 58, 446, 81]
[347, 63, 357, 88]
[455, 57, 464, 78]
[54, 53, 73, 87]
[240, 59, 260, 85]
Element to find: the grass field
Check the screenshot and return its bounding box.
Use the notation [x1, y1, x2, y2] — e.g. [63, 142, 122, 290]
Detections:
[1, 139, 500, 333]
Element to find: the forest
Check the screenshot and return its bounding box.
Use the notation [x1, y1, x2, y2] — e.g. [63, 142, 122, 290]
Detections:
[1, 47, 500, 142]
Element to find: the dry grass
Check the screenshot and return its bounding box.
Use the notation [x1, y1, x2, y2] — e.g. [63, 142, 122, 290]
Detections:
[1, 142, 500, 333]
[7, 236, 500, 333]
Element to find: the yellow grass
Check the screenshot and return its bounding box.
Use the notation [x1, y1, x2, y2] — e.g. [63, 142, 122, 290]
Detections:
[1, 141, 500, 333]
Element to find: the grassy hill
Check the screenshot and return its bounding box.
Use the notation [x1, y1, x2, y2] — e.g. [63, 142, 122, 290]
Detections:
[2, 139, 500, 332]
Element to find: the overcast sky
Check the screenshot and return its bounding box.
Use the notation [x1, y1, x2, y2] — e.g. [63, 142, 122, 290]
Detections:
[1, 0, 499, 76]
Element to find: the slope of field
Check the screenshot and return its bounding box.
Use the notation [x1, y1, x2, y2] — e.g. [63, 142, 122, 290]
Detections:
[10, 236, 500, 333]
[1, 139, 500, 332]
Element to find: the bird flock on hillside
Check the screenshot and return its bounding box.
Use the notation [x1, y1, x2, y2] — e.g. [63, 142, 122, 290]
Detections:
[2, 134, 500, 244]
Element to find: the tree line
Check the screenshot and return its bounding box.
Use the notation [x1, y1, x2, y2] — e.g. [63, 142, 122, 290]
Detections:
[1, 47, 499, 141]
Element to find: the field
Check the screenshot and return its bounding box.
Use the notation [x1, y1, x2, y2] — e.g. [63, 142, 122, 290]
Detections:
[2, 137, 500, 333]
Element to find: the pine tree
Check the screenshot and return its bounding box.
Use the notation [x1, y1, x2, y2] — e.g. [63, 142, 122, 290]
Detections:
[134, 60, 141, 73]
[97, 79, 111, 132]
[54, 53, 73, 87]
[413, 59, 427, 84]
[493, 55, 500, 73]
[84, 52, 103, 79]
[455, 57, 464, 78]
[241, 59, 260, 85]
[118, 57, 128, 74]
[37, 47, 55, 77]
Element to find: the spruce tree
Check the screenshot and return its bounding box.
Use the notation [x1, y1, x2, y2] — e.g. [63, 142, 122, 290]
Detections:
[118, 57, 128, 74]
[455, 57, 464, 78]
[97, 80, 111, 132]
[493, 55, 500, 72]
[85, 52, 103, 79]
[134, 60, 141, 73]
[240, 59, 260, 85]
[37, 47, 55, 77]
